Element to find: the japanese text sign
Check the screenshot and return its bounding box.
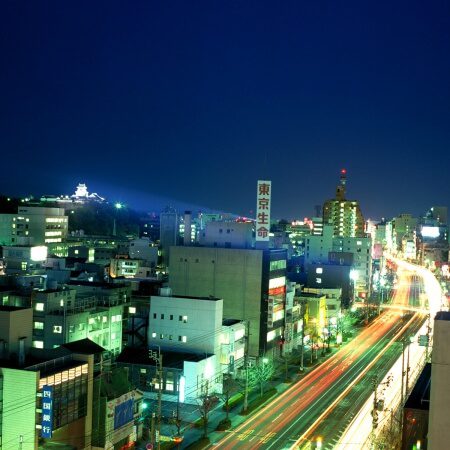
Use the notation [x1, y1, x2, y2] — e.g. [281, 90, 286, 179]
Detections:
[41, 385, 53, 438]
[256, 180, 271, 241]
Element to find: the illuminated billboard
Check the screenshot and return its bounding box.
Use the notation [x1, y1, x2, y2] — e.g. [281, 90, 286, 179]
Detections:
[31, 246, 48, 262]
[421, 226, 440, 239]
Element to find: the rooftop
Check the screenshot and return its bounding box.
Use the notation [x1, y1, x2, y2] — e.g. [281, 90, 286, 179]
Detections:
[435, 311, 450, 321]
[156, 294, 222, 302]
[222, 318, 242, 326]
[0, 305, 30, 312]
[116, 346, 212, 369]
[404, 363, 431, 411]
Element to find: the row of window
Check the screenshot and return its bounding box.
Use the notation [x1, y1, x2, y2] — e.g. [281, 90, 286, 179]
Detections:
[151, 332, 187, 342]
[153, 313, 187, 322]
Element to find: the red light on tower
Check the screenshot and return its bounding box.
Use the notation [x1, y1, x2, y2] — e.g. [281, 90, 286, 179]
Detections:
[341, 168, 347, 175]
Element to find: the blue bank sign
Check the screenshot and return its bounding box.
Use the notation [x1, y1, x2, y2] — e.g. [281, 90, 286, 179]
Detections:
[114, 398, 134, 430]
[41, 385, 54, 438]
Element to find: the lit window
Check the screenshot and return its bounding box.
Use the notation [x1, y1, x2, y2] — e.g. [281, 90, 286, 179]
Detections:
[60, 299, 64, 307]
[35, 303, 44, 312]
[111, 333, 116, 340]
[129, 306, 136, 314]
[53, 325, 62, 334]
[316, 268, 323, 274]
[152, 332, 156, 338]
[103, 316, 107, 323]
[182, 336, 187, 343]
[33, 340, 44, 349]
[34, 321, 44, 330]
[182, 315, 188, 323]
[316, 278, 322, 284]
[160, 334, 164, 339]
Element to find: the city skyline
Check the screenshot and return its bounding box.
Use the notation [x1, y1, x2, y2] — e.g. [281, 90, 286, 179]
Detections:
[1, 1, 450, 219]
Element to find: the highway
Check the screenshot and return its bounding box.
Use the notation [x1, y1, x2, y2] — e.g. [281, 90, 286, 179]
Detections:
[208, 269, 426, 450]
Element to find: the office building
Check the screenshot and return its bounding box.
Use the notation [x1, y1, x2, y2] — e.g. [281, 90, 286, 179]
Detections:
[169, 246, 287, 357]
[159, 207, 179, 266]
[14, 206, 68, 245]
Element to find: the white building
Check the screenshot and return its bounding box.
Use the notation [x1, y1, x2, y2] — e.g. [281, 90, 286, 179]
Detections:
[199, 220, 254, 249]
[148, 293, 245, 399]
[14, 206, 68, 245]
[149, 294, 223, 355]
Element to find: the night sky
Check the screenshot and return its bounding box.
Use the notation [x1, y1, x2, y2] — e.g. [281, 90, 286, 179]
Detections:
[1, 1, 449, 220]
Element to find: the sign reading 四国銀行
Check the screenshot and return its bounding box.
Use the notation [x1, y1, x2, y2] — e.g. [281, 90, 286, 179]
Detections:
[256, 180, 271, 242]
[41, 385, 53, 438]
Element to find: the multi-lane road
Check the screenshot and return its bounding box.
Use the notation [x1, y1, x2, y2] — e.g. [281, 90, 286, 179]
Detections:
[208, 269, 427, 450]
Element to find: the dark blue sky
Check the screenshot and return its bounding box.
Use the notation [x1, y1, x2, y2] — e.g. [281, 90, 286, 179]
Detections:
[1, 0, 449, 220]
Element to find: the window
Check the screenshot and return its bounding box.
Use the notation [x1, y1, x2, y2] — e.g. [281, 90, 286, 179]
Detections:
[33, 340, 44, 349]
[182, 315, 188, 323]
[153, 313, 157, 319]
[152, 332, 156, 338]
[182, 336, 187, 342]
[129, 306, 136, 314]
[170, 315, 173, 320]
[316, 278, 322, 284]
[34, 321, 44, 330]
[161, 314, 164, 320]
[53, 325, 62, 334]
[69, 325, 75, 333]
[169, 335, 173, 340]
[160, 334, 164, 339]
[179, 315, 183, 321]
[316, 267, 323, 274]
[60, 299, 64, 307]
[35, 303, 44, 312]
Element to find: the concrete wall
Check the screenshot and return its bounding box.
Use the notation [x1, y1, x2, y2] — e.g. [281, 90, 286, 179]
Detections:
[169, 246, 263, 355]
[0, 368, 39, 450]
[428, 312, 450, 449]
[149, 295, 223, 355]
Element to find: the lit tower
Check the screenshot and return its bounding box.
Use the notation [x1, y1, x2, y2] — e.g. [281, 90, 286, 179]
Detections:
[323, 169, 365, 238]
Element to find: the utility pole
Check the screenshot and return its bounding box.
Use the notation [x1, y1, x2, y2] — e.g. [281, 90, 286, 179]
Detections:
[406, 339, 411, 397]
[425, 314, 431, 362]
[372, 375, 379, 430]
[243, 320, 250, 413]
[149, 347, 163, 450]
[299, 299, 307, 371]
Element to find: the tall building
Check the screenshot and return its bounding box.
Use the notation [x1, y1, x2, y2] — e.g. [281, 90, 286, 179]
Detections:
[169, 246, 287, 357]
[428, 311, 450, 449]
[159, 207, 179, 266]
[323, 169, 365, 238]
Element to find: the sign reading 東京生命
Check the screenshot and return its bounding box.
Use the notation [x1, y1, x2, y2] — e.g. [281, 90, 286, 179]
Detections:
[41, 385, 54, 438]
[256, 180, 271, 242]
